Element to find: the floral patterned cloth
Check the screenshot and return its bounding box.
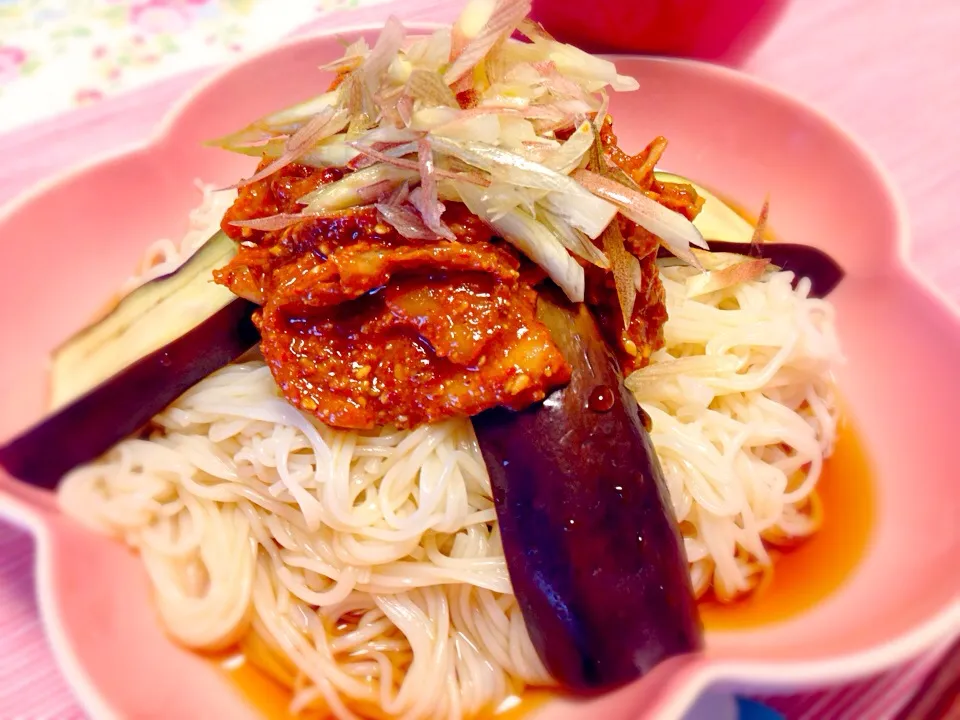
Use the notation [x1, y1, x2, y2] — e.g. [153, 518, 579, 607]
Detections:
[0, 0, 378, 132]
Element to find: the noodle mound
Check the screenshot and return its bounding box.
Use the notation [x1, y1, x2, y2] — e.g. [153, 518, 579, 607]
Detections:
[61, 365, 548, 718]
[58, 188, 841, 719]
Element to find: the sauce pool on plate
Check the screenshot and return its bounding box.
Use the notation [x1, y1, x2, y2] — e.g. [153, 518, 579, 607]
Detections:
[217, 417, 873, 716]
[700, 414, 874, 630]
[220, 652, 553, 719]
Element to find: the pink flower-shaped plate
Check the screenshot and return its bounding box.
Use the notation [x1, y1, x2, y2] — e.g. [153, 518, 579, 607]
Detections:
[0, 23, 957, 720]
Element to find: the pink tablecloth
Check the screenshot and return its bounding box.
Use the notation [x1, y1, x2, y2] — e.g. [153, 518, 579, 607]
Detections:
[1, 0, 958, 718]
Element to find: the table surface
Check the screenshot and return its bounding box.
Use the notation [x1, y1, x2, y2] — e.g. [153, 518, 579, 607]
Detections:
[1, 0, 958, 718]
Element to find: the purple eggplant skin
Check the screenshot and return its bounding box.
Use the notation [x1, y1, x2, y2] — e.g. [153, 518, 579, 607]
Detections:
[0, 299, 257, 489]
[709, 240, 844, 297]
[472, 293, 703, 694]
[659, 240, 845, 298]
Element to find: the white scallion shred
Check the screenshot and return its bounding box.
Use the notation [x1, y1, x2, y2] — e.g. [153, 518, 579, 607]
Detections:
[214, 2, 707, 286]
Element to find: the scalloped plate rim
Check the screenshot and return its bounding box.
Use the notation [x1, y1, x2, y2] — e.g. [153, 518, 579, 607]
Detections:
[0, 22, 957, 720]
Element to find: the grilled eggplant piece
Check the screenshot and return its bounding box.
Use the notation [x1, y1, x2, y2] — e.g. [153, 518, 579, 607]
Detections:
[0, 233, 257, 488]
[50, 232, 239, 408]
[473, 293, 703, 693]
[655, 171, 844, 297]
[696, 239, 844, 298]
[654, 170, 758, 244]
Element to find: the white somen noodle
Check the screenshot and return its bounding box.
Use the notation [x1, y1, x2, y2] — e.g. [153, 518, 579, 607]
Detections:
[58, 185, 840, 718]
[627, 262, 840, 600]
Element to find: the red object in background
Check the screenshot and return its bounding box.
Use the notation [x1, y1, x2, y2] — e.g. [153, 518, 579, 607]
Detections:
[530, 0, 790, 65]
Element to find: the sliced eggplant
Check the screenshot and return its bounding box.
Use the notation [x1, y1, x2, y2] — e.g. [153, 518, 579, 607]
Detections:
[472, 292, 703, 693]
[50, 231, 239, 408]
[0, 233, 257, 488]
[696, 239, 844, 298]
[655, 170, 757, 244]
[655, 171, 845, 297]
[0, 300, 257, 489]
